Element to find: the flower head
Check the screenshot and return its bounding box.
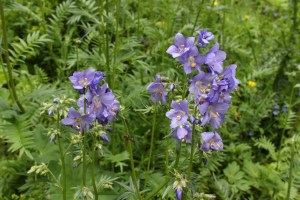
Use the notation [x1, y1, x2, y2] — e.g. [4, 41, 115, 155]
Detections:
[69, 68, 96, 90]
[171, 124, 192, 143]
[200, 132, 223, 152]
[147, 74, 168, 104]
[202, 43, 226, 74]
[178, 46, 203, 74]
[61, 107, 94, 132]
[200, 103, 229, 129]
[166, 33, 195, 58]
[166, 100, 189, 128]
[196, 29, 214, 48]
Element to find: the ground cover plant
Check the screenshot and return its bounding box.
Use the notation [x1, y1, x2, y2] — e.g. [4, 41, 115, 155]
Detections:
[0, 0, 300, 199]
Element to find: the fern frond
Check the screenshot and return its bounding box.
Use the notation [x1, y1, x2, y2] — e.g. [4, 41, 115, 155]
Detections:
[9, 31, 51, 66]
[0, 115, 34, 159]
[7, 2, 42, 22]
[254, 136, 277, 160]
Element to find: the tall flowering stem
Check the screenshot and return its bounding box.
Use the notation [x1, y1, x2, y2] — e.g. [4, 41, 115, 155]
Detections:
[90, 135, 98, 200]
[147, 103, 157, 172]
[121, 116, 142, 200]
[61, 68, 119, 198]
[187, 107, 198, 180]
[56, 113, 67, 200]
[165, 29, 239, 199]
[82, 98, 87, 187]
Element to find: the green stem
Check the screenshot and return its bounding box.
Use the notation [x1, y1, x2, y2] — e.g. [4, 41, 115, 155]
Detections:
[144, 177, 171, 200]
[175, 141, 181, 170]
[112, 0, 120, 90]
[91, 136, 98, 200]
[121, 117, 142, 200]
[221, 0, 226, 48]
[48, 169, 63, 190]
[147, 103, 157, 172]
[105, 0, 110, 86]
[187, 107, 198, 180]
[82, 97, 87, 186]
[191, 0, 204, 35]
[276, 86, 296, 169]
[165, 136, 170, 174]
[57, 114, 66, 200]
[286, 134, 295, 200]
[0, 0, 25, 113]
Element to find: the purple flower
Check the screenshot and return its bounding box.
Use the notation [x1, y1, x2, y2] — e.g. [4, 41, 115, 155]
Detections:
[196, 29, 214, 48]
[166, 100, 189, 128]
[212, 64, 239, 93]
[200, 103, 229, 129]
[166, 33, 195, 58]
[103, 100, 119, 122]
[92, 71, 105, 85]
[61, 107, 94, 132]
[175, 188, 183, 200]
[171, 125, 192, 143]
[170, 83, 175, 91]
[273, 104, 280, 116]
[201, 43, 226, 74]
[200, 132, 223, 152]
[189, 71, 215, 103]
[100, 133, 110, 142]
[209, 64, 239, 103]
[178, 46, 203, 74]
[69, 68, 96, 90]
[147, 74, 168, 105]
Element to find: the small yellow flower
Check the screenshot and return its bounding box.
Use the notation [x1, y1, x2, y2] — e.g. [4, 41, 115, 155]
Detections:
[247, 80, 257, 87]
[213, 1, 219, 6]
[244, 15, 250, 20]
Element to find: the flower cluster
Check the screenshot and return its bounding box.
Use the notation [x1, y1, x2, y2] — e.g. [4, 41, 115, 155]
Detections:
[62, 68, 119, 141]
[165, 30, 238, 152]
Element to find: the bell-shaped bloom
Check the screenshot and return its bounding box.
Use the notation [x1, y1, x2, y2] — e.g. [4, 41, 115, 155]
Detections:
[147, 75, 168, 105]
[200, 132, 223, 152]
[178, 46, 203, 74]
[200, 103, 229, 129]
[100, 133, 110, 142]
[196, 29, 214, 48]
[171, 124, 192, 143]
[175, 188, 183, 200]
[166, 100, 189, 128]
[166, 33, 195, 58]
[61, 107, 94, 132]
[201, 43, 226, 74]
[69, 68, 96, 90]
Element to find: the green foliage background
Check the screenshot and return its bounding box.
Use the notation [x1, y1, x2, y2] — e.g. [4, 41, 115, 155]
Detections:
[0, 0, 299, 199]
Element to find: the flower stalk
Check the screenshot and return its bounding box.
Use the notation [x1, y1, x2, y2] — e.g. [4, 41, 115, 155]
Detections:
[56, 112, 67, 200]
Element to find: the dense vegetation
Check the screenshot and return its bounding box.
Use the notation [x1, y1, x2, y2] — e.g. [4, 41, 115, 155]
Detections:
[0, 0, 299, 199]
